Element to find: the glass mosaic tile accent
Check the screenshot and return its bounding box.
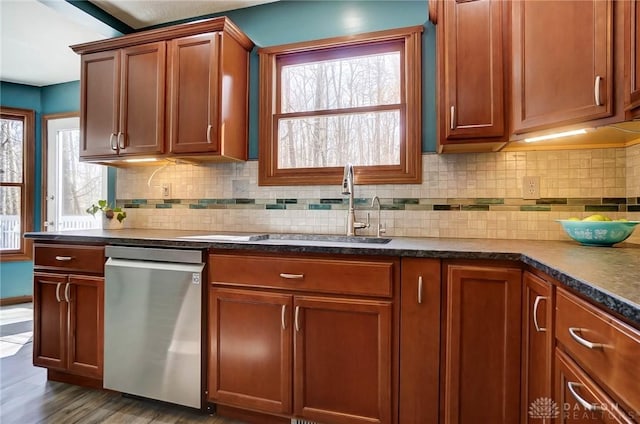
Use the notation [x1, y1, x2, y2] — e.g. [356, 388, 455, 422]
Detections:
[117, 197, 633, 212]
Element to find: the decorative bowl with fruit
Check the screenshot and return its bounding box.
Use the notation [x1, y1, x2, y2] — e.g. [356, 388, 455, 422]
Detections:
[556, 215, 640, 247]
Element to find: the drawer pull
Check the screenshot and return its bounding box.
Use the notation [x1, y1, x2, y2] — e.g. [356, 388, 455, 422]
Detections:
[417, 275, 423, 304]
[55, 282, 62, 303]
[280, 273, 304, 280]
[533, 295, 547, 332]
[64, 283, 70, 303]
[294, 306, 300, 332]
[568, 327, 603, 350]
[55, 256, 73, 261]
[567, 382, 603, 412]
[281, 305, 287, 330]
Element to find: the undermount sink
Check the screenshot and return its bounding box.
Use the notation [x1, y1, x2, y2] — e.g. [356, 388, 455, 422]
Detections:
[268, 234, 392, 244]
[178, 234, 268, 242]
[179, 233, 392, 244]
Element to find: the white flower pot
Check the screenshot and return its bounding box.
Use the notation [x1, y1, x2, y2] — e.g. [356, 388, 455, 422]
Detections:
[102, 215, 124, 230]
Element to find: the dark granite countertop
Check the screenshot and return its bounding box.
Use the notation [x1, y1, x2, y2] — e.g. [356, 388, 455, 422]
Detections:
[26, 229, 640, 328]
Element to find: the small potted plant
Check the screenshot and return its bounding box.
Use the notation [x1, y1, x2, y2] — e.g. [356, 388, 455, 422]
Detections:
[86, 200, 127, 230]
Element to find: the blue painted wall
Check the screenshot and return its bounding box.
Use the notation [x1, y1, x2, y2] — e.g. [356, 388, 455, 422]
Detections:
[0, 81, 85, 299]
[0, 82, 43, 299]
[149, 0, 436, 157]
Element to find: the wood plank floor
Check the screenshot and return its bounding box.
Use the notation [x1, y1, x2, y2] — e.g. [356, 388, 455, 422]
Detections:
[0, 303, 246, 424]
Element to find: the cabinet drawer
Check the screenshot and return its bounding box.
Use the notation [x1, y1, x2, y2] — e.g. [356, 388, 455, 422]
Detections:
[34, 244, 105, 275]
[209, 253, 395, 298]
[555, 348, 634, 424]
[556, 288, 640, 413]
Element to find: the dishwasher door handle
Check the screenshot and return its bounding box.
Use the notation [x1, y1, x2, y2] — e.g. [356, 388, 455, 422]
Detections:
[105, 258, 204, 274]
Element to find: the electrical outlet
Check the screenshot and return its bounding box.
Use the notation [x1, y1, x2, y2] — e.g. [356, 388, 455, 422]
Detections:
[162, 183, 171, 199]
[522, 176, 540, 200]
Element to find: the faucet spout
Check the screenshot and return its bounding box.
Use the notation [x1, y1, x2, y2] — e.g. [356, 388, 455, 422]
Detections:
[342, 163, 367, 236]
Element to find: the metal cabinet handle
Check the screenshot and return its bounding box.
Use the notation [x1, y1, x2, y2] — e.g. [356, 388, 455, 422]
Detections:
[110, 133, 117, 151]
[281, 305, 287, 330]
[280, 273, 304, 280]
[294, 306, 300, 332]
[117, 132, 125, 149]
[55, 256, 72, 262]
[206, 124, 212, 143]
[533, 296, 547, 332]
[450, 105, 455, 130]
[417, 275, 423, 304]
[55, 282, 62, 303]
[567, 382, 603, 412]
[594, 75, 602, 106]
[568, 327, 603, 350]
[64, 283, 70, 303]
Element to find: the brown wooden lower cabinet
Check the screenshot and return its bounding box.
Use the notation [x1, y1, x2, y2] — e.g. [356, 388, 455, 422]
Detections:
[33, 272, 104, 379]
[399, 258, 441, 424]
[521, 271, 554, 423]
[441, 262, 522, 424]
[209, 287, 392, 424]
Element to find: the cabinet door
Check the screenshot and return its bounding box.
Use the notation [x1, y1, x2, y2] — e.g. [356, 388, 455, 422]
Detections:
[442, 263, 522, 424]
[522, 272, 554, 423]
[66, 275, 104, 379]
[33, 272, 67, 369]
[80, 50, 120, 159]
[293, 296, 392, 424]
[119, 42, 166, 156]
[440, 0, 505, 142]
[512, 0, 613, 133]
[625, 0, 640, 118]
[399, 258, 440, 424]
[555, 349, 634, 424]
[168, 33, 220, 154]
[209, 288, 293, 415]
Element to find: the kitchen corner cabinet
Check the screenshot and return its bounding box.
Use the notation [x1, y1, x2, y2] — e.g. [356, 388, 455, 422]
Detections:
[32, 244, 105, 384]
[79, 42, 166, 160]
[521, 271, 554, 424]
[399, 258, 440, 424]
[72, 17, 253, 163]
[437, 0, 509, 153]
[441, 261, 522, 424]
[208, 252, 396, 424]
[625, 0, 640, 119]
[512, 0, 613, 134]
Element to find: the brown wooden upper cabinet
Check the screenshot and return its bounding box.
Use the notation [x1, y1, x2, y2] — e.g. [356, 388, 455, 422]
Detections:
[437, 0, 508, 153]
[511, 0, 613, 134]
[80, 43, 166, 159]
[625, 0, 640, 119]
[72, 17, 253, 163]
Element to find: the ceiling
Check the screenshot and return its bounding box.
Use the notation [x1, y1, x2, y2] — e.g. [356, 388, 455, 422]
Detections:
[0, 0, 277, 87]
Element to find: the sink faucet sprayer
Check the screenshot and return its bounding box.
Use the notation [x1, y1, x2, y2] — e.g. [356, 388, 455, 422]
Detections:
[342, 163, 369, 236]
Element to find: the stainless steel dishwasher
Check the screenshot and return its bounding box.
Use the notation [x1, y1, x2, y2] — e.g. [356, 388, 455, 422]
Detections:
[104, 246, 204, 409]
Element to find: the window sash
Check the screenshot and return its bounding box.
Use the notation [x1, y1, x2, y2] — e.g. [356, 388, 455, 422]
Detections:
[0, 108, 34, 261]
[259, 25, 423, 186]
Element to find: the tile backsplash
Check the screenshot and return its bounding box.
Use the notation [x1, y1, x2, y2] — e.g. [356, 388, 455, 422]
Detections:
[116, 146, 640, 243]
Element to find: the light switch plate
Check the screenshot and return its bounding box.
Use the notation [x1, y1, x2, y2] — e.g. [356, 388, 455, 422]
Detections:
[522, 176, 540, 200]
[162, 183, 171, 199]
